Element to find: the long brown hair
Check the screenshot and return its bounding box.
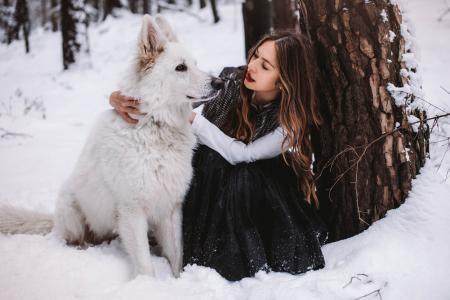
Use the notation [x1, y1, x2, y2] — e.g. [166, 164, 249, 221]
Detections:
[234, 31, 322, 208]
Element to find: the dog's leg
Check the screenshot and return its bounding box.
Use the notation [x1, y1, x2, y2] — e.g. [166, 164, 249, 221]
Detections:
[54, 191, 86, 245]
[155, 204, 183, 278]
[117, 205, 154, 277]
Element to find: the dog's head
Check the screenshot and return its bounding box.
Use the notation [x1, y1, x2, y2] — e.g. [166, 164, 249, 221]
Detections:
[130, 15, 223, 116]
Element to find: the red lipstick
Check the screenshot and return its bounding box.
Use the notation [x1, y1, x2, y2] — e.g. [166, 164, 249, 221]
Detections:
[245, 72, 255, 82]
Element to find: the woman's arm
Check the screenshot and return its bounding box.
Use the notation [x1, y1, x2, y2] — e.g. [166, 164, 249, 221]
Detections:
[191, 105, 287, 165]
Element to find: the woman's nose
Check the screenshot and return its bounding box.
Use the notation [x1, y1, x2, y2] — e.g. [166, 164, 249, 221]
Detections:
[247, 62, 256, 73]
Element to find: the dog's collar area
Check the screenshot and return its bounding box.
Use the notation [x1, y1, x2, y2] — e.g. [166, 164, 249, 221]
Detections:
[150, 116, 162, 128]
[136, 114, 163, 129]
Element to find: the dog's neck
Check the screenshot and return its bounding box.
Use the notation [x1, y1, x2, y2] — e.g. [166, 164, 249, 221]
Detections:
[119, 68, 192, 130]
[131, 103, 191, 130]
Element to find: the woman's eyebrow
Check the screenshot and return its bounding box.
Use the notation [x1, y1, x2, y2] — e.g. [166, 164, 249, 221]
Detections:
[255, 49, 276, 68]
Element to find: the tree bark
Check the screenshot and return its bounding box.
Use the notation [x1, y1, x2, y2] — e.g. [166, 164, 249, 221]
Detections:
[272, 0, 297, 31]
[296, 0, 429, 241]
[242, 0, 271, 57]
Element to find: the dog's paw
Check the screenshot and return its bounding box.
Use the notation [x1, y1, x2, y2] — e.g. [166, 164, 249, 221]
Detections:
[170, 261, 182, 278]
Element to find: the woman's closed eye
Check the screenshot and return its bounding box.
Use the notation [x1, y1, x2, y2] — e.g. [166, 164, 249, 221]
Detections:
[254, 54, 269, 70]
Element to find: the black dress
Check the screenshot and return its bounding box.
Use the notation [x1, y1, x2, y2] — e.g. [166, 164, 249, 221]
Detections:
[182, 66, 328, 281]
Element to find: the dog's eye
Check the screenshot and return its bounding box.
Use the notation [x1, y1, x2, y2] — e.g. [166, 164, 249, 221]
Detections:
[175, 64, 187, 72]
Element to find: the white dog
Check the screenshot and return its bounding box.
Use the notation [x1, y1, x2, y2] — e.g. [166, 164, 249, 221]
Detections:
[0, 14, 222, 278]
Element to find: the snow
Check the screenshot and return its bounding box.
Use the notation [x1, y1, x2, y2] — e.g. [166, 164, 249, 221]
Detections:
[388, 29, 396, 42]
[1, 1, 450, 299]
[381, 9, 388, 23]
[387, 1, 426, 113]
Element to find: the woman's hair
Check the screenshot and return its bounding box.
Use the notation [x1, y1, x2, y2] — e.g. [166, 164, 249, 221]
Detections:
[234, 31, 322, 208]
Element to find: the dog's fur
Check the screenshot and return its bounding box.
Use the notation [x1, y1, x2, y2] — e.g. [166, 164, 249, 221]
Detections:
[0, 14, 219, 278]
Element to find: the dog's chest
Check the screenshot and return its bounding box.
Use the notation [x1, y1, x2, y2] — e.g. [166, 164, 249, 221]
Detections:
[115, 126, 195, 199]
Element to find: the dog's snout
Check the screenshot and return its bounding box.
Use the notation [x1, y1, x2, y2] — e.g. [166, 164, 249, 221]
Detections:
[211, 77, 224, 90]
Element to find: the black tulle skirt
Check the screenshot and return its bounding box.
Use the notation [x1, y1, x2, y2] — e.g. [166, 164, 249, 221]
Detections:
[182, 145, 328, 281]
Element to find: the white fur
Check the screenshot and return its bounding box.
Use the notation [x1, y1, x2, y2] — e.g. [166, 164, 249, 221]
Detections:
[0, 14, 218, 278]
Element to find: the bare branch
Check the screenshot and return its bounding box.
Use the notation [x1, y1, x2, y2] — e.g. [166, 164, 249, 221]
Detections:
[0, 127, 32, 139]
[441, 86, 450, 95]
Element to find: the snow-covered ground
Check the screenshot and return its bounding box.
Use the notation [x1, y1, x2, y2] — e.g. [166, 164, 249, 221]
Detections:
[1, 1, 449, 299]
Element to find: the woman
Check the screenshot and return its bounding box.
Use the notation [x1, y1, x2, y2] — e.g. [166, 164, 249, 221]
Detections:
[110, 31, 328, 281]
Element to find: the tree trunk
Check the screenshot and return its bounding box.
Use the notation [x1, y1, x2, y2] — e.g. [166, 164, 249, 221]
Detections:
[61, 0, 88, 69]
[41, 0, 47, 27]
[13, 0, 30, 53]
[142, 0, 151, 14]
[296, 0, 429, 241]
[272, 0, 297, 31]
[210, 0, 220, 23]
[103, 0, 121, 21]
[50, 0, 58, 31]
[242, 0, 271, 57]
[128, 0, 137, 13]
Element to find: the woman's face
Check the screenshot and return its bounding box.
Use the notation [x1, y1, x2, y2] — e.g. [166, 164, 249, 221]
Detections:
[243, 40, 280, 96]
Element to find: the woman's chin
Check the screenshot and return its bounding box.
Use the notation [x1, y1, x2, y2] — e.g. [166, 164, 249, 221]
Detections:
[244, 81, 255, 90]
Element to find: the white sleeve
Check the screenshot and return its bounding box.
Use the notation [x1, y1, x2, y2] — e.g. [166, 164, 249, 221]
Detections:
[191, 108, 287, 165]
[192, 103, 205, 114]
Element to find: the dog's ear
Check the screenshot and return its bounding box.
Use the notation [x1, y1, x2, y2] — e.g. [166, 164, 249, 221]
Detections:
[139, 14, 167, 60]
[155, 14, 178, 43]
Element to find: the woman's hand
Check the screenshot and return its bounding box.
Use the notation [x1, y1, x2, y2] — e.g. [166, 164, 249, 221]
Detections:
[109, 90, 144, 125]
[189, 111, 197, 124]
